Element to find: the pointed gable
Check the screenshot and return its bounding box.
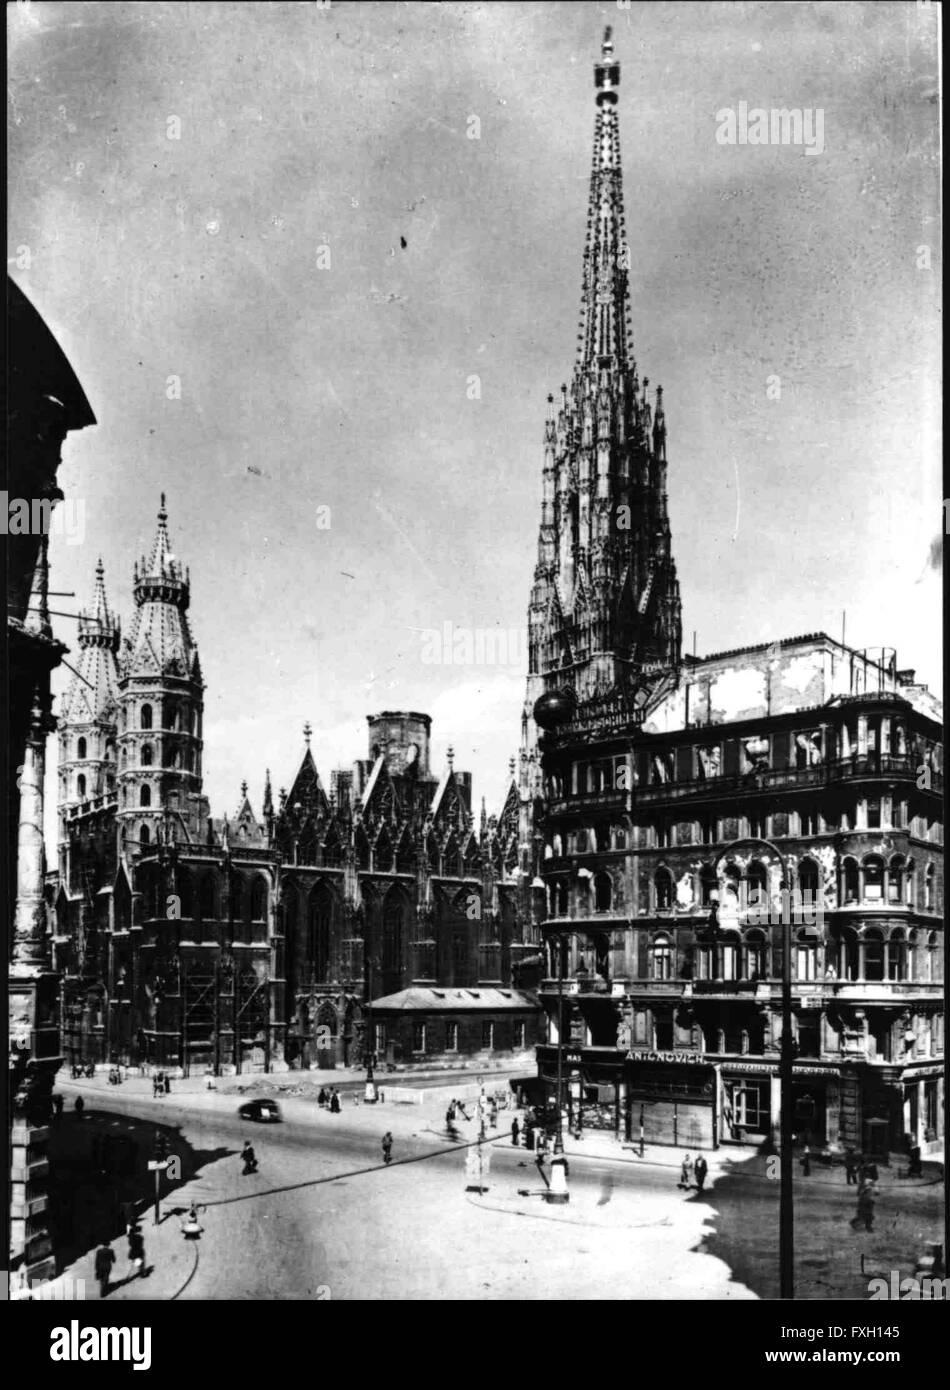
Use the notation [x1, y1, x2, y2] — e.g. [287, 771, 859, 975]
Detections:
[285, 747, 330, 821]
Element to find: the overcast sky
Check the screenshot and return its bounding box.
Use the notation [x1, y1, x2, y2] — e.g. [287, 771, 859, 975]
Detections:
[9, 1, 941, 846]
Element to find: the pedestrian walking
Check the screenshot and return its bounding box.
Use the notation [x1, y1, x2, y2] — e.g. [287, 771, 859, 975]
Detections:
[844, 1148, 859, 1185]
[74, 1095, 85, 1120]
[317, 1087, 328, 1108]
[164, 1073, 171, 1095]
[525, 1123, 535, 1151]
[52, 1093, 64, 1122]
[801, 1145, 811, 1177]
[853, 1178, 876, 1232]
[908, 1145, 923, 1179]
[694, 1155, 708, 1192]
[511, 1117, 521, 1147]
[94, 1242, 115, 1298]
[241, 1141, 258, 1175]
[490, 1101, 499, 1129]
[445, 1105, 457, 1139]
[382, 1132, 393, 1165]
[330, 1088, 341, 1114]
[679, 1153, 692, 1189]
[127, 1223, 147, 1279]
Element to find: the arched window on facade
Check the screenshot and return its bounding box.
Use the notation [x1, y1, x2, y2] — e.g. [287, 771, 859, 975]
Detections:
[308, 886, 333, 982]
[888, 855, 904, 904]
[140, 824, 150, 847]
[140, 703, 152, 730]
[887, 929, 906, 981]
[699, 863, 718, 907]
[76, 773, 86, 799]
[382, 890, 405, 983]
[77, 736, 87, 759]
[613, 827, 627, 850]
[744, 928, 766, 981]
[794, 929, 817, 982]
[654, 868, 673, 912]
[925, 863, 935, 912]
[863, 929, 885, 982]
[141, 743, 153, 766]
[199, 874, 216, 922]
[651, 935, 673, 980]
[926, 930, 938, 981]
[555, 880, 569, 917]
[863, 855, 884, 903]
[798, 857, 819, 901]
[593, 871, 612, 912]
[177, 869, 193, 921]
[842, 858, 859, 905]
[140, 784, 151, 807]
[746, 860, 768, 911]
[251, 876, 268, 922]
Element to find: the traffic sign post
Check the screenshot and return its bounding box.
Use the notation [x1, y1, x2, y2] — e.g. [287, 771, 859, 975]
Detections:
[151, 1133, 170, 1224]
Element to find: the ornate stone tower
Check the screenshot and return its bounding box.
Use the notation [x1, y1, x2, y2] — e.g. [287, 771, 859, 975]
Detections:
[116, 496, 205, 851]
[523, 27, 682, 772]
[57, 559, 120, 871]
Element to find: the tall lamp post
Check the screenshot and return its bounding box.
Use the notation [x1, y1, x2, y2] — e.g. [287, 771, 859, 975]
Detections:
[548, 929, 569, 1203]
[711, 837, 793, 1300]
[363, 934, 377, 1103]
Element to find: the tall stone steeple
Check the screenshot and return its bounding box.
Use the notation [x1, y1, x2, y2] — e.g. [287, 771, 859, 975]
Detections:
[58, 559, 121, 869]
[116, 496, 206, 852]
[524, 28, 682, 768]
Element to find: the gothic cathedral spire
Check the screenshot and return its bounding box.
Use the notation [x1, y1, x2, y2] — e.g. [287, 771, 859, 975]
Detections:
[524, 28, 682, 771]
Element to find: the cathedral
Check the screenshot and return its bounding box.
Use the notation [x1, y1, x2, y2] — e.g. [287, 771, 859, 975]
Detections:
[53, 500, 543, 1074]
[521, 30, 944, 1157]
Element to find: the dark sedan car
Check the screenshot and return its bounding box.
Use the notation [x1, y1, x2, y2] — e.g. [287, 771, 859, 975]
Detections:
[237, 1098, 282, 1123]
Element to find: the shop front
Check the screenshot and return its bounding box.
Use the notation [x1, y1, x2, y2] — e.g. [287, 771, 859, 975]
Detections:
[624, 1052, 717, 1150]
[718, 1060, 853, 1150]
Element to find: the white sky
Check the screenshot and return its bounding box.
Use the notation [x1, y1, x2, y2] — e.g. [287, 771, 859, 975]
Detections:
[8, 1, 941, 848]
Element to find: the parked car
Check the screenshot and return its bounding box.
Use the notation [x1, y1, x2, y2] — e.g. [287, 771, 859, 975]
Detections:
[237, 1098, 282, 1123]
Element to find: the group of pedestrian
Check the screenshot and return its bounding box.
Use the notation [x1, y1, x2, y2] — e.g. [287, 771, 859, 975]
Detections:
[70, 1062, 95, 1079]
[151, 1070, 171, 1099]
[677, 1153, 709, 1192]
[93, 1221, 148, 1299]
[317, 1087, 342, 1113]
[108, 1066, 123, 1086]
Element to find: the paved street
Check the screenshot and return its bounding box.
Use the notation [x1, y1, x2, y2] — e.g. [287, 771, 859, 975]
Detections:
[46, 1075, 943, 1301]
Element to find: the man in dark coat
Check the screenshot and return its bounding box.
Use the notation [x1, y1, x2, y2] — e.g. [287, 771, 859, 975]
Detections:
[330, 1089, 341, 1114]
[511, 1117, 520, 1147]
[382, 1132, 393, 1164]
[94, 1242, 115, 1298]
[844, 1148, 859, 1185]
[694, 1155, 709, 1192]
[241, 1141, 258, 1174]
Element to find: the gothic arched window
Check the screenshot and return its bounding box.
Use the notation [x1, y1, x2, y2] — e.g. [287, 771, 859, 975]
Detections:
[140, 703, 152, 730]
[308, 886, 333, 982]
[77, 774, 86, 799]
[654, 868, 674, 912]
[140, 784, 151, 807]
[139, 824, 150, 846]
[141, 744, 153, 766]
[77, 736, 87, 760]
[251, 876, 268, 922]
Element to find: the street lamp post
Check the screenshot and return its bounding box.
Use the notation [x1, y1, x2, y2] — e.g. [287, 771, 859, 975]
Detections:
[711, 837, 793, 1300]
[547, 930, 569, 1203]
[364, 940, 377, 1103]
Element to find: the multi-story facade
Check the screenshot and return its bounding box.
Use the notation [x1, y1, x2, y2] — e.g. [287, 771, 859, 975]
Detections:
[524, 33, 944, 1156]
[8, 277, 96, 1284]
[54, 507, 542, 1074]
